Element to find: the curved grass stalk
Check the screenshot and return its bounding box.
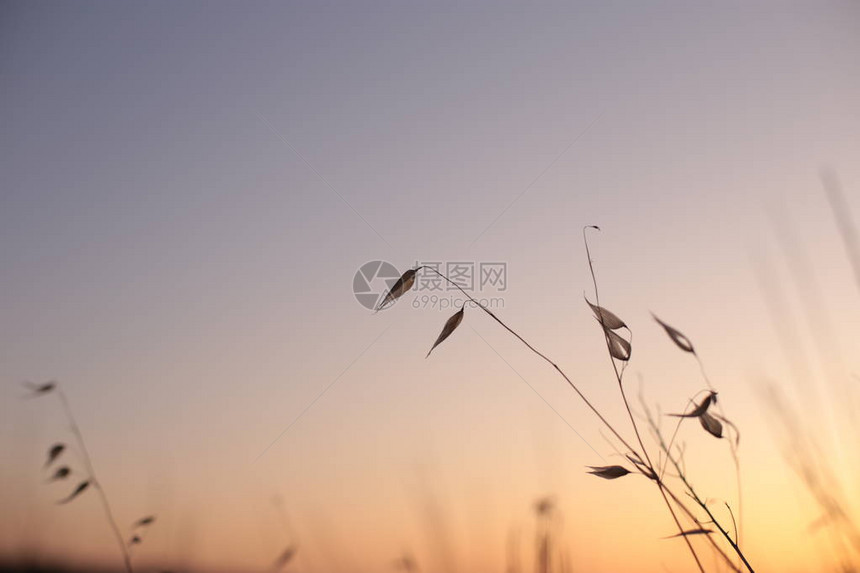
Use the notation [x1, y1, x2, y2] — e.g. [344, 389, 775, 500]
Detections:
[582, 226, 707, 572]
[643, 396, 755, 573]
[695, 354, 743, 550]
[423, 265, 708, 572]
[411, 229, 758, 572]
[57, 386, 133, 573]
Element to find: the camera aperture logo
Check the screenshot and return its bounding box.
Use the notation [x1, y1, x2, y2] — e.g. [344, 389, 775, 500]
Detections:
[353, 260, 507, 311]
[352, 260, 401, 310]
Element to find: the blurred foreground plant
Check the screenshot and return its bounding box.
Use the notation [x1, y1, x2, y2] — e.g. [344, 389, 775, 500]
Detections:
[24, 381, 156, 573]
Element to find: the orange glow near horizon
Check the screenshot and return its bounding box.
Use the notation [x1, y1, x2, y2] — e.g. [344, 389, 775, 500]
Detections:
[2, 2, 860, 572]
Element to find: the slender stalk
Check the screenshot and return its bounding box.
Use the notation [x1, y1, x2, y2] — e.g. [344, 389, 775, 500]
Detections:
[57, 386, 133, 573]
[660, 350, 743, 569]
[659, 390, 711, 479]
[583, 227, 706, 573]
[695, 353, 743, 551]
[641, 397, 744, 573]
[424, 267, 636, 455]
[422, 245, 759, 572]
[583, 228, 651, 462]
[425, 265, 706, 572]
[672, 457, 754, 573]
[648, 402, 755, 573]
[662, 485, 742, 573]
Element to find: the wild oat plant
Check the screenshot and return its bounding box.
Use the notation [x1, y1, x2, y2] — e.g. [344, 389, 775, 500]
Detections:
[376, 227, 754, 573]
[23, 381, 156, 573]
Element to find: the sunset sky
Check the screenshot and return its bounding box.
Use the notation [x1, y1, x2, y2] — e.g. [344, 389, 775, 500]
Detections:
[1, 2, 859, 572]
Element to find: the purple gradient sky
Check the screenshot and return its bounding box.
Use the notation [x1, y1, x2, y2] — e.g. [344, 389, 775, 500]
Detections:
[1, 2, 859, 572]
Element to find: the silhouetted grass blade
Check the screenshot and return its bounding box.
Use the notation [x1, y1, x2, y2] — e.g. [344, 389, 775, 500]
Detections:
[426, 307, 465, 358]
[663, 528, 714, 539]
[23, 380, 56, 397]
[652, 314, 695, 353]
[376, 268, 419, 311]
[273, 545, 297, 570]
[668, 391, 718, 418]
[57, 480, 90, 504]
[699, 412, 723, 438]
[585, 296, 626, 330]
[133, 515, 156, 528]
[48, 466, 71, 482]
[597, 321, 631, 361]
[45, 443, 65, 467]
[587, 465, 631, 479]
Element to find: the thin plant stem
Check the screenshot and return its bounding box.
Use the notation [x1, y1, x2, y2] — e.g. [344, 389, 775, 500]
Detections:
[659, 390, 711, 480]
[674, 457, 754, 572]
[583, 227, 653, 465]
[57, 386, 133, 573]
[648, 402, 756, 573]
[661, 484, 742, 573]
[422, 249, 758, 572]
[640, 396, 745, 573]
[424, 265, 707, 572]
[423, 267, 637, 455]
[695, 353, 743, 551]
[582, 227, 706, 573]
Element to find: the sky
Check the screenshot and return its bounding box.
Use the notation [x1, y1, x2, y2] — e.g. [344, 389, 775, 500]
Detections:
[1, 1, 859, 572]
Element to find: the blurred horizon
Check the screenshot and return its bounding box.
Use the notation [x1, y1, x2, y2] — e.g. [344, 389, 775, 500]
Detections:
[2, 1, 859, 572]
